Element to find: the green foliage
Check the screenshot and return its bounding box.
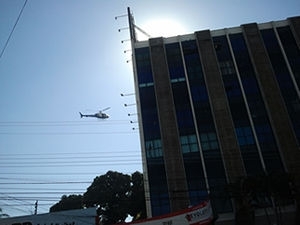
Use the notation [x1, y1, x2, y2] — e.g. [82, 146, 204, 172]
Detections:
[84, 171, 131, 224]
[50, 171, 146, 225]
[50, 194, 83, 212]
[128, 172, 147, 221]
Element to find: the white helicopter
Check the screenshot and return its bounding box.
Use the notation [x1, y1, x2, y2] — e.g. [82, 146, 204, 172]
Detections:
[79, 107, 110, 119]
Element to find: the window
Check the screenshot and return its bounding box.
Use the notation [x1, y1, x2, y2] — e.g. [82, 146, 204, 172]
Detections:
[261, 28, 300, 144]
[180, 135, 199, 153]
[135, 47, 154, 88]
[200, 132, 219, 150]
[165, 43, 185, 80]
[235, 126, 255, 146]
[145, 139, 162, 158]
[219, 60, 235, 75]
[277, 26, 300, 90]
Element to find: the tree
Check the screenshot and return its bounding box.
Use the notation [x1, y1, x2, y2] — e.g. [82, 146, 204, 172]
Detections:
[50, 171, 146, 224]
[50, 194, 83, 212]
[128, 171, 146, 221]
[83, 171, 131, 224]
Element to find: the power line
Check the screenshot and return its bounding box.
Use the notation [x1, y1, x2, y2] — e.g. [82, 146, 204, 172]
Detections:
[0, 150, 139, 155]
[0, 120, 129, 126]
[0, 154, 140, 160]
[0, 203, 54, 206]
[0, 201, 32, 214]
[0, 119, 138, 135]
[0, 181, 91, 185]
[0, 187, 85, 191]
[0, 157, 140, 162]
[0, 162, 141, 168]
[0, 197, 78, 203]
[0, 153, 142, 166]
[0, 172, 102, 176]
[0, 162, 141, 167]
[0, 154, 141, 163]
[0, 194, 41, 214]
[0, 192, 84, 195]
[0, 131, 137, 135]
[0, 0, 28, 59]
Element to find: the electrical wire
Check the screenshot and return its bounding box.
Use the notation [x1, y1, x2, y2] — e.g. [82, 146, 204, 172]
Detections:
[0, 119, 138, 136]
[0, 187, 85, 191]
[0, 0, 140, 215]
[0, 155, 141, 160]
[0, 120, 130, 126]
[0, 181, 91, 185]
[0, 155, 142, 167]
[0, 203, 53, 206]
[0, 122, 141, 215]
[0, 0, 28, 59]
[0, 163, 141, 168]
[0, 192, 84, 195]
[0, 150, 140, 156]
[0, 155, 140, 161]
[0, 152, 142, 164]
[0, 172, 103, 175]
[0, 131, 137, 135]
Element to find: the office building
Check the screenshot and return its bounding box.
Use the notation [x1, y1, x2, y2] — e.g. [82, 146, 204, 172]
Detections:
[129, 12, 300, 222]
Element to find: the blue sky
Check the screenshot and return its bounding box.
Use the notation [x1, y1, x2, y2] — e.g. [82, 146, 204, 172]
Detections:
[0, 0, 299, 218]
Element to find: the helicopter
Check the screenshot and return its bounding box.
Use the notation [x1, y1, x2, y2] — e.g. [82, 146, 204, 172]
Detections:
[79, 107, 110, 119]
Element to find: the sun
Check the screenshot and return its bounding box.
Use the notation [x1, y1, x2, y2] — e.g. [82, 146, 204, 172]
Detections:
[139, 18, 187, 39]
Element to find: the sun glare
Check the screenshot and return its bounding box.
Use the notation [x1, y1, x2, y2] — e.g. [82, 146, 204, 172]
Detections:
[139, 18, 187, 40]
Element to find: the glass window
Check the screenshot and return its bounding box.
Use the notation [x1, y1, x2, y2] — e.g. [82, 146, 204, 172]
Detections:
[180, 135, 199, 153]
[165, 43, 185, 80]
[139, 86, 161, 140]
[189, 135, 197, 143]
[229, 33, 284, 173]
[145, 139, 162, 158]
[200, 132, 218, 150]
[135, 47, 153, 86]
[181, 136, 188, 144]
[235, 127, 255, 146]
[277, 26, 300, 90]
[148, 163, 170, 216]
[261, 28, 300, 144]
[219, 60, 235, 75]
[182, 40, 230, 212]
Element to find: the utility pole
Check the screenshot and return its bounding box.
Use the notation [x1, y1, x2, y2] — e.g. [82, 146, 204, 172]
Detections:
[34, 200, 38, 215]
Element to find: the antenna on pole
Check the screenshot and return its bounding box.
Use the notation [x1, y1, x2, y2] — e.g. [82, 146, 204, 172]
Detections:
[116, 7, 151, 42]
[127, 7, 151, 42]
[127, 7, 136, 42]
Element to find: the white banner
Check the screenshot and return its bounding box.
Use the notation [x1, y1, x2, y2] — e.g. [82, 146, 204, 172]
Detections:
[119, 201, 214, 225]
[0, 208, 96, 225]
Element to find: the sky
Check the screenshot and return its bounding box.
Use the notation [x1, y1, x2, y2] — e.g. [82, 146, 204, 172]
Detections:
[0, 0, 299, 218]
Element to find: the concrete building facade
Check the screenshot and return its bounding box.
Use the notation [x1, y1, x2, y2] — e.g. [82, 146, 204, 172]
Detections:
[129, 14, 300, 224]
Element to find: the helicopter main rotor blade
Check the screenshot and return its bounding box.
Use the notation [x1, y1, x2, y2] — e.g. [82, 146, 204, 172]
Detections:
[101, 107, 110, 112]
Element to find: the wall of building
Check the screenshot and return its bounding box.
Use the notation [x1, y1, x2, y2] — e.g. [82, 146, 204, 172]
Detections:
[132, 16, 300, 223]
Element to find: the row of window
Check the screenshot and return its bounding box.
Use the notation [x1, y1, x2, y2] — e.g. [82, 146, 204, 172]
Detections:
[134, 24, 299, 215]
[145, 131, 233, 158]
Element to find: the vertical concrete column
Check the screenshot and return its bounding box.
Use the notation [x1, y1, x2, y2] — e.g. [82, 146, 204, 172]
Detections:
[195, 30, 246, 183]
[289, 16, 300, 49]
[149, 37, 190, 212]
[242, 23, 300, 176]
